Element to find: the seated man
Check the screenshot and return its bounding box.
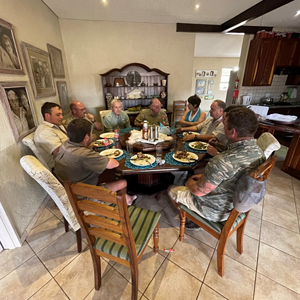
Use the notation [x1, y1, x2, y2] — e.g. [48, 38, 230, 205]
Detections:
[34, 102, 68, 169]
[168, 107, 265, 229]
[134, 98, 169, 127]
[54, 119, 136, 205]
[103, 99, 130, 132]
[63, 100, 103, 132]
[176, 100, 226, 144]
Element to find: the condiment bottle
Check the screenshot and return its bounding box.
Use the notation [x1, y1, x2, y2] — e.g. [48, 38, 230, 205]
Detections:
[142, 120, 148, 140]
[114, 130, 119, 142]
[103, 137, 109, 146]
[162, 115, 167, 126]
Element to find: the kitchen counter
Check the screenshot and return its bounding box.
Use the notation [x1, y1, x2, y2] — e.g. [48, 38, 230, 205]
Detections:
[252, 103, 300, 109]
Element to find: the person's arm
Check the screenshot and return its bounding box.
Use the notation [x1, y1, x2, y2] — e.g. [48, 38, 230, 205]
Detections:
[179, 110, 206, 127]
[102, 115, 113, 132]
[206, 145, 219, 156]
[134, 111, 144, 128]
[124, 114, 131, 128]
[185, 174, 217, 197]
[86, 113, 103, 131]
[176, 124, 199, 134]
[52, 146, 61, 156]
[196, 134, 215, 142]
[106, 158, 119, 169]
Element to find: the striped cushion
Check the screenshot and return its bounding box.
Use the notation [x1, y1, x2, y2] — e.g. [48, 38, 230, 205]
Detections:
[94, 206, 161, 260]
[179, 204, 245, 234]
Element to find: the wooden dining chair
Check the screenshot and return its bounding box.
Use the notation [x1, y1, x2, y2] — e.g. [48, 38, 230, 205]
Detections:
[173, 100, 187, 126]
[178, 156, 277, 277]
[64, 182, 161, 299]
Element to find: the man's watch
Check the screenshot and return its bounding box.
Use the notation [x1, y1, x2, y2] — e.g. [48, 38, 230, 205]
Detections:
[194, 134, 197, 140]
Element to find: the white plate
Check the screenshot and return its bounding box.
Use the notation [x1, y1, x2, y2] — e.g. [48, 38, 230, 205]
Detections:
[100, 149, 123, 159]
[94, 139, 113, 147]
[100, 132, 115, 139]
[130, 154, 155, 166]
[189, 141, 209, 151]
[173, 152, 198, 163]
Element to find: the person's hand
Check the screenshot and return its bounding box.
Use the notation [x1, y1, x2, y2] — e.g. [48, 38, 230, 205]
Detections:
[86, 113, 95, 122]
[176, 127, 182, 134]
[208, 138, 218, 147]
[207, 145, 218, 156]
[183, 134, 195, 142]
[88, 142, 95, 148]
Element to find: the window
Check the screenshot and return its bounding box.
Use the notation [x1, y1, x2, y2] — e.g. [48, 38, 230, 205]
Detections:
[219, 68, 232, 91]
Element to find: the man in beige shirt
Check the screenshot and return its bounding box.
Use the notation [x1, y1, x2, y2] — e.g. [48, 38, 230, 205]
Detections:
[134, 98, 169, 127]
[34, 102, 68, 169]
[177, 100, 227, 144]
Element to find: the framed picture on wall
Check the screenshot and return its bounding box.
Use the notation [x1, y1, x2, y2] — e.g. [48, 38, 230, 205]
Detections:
[0, 81, 37, 141]
[195, 79, 206, 96]
[21, 42, 55, 98]
[47, 44, 65, 78]
[0, 18, 25, 75]
[56, 81, 69, 114]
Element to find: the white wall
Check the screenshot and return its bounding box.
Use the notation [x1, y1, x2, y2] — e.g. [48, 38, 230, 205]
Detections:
[191, 57, 240, 111]
[0, 0, 70, 238]
[59, 20, 196, 115]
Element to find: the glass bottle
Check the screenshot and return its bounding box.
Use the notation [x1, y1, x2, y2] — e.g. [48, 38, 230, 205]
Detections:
[142, 120, 148, 140]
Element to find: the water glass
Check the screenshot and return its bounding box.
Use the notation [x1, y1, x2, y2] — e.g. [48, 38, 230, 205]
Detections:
[156, 143, 163, 158]
[170, 137, 176, 152]
[126, 140, 134, 156]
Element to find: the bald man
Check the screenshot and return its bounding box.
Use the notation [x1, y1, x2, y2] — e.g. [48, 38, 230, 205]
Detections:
[62, 101, 103, 132]
[134, 98, 169, 128]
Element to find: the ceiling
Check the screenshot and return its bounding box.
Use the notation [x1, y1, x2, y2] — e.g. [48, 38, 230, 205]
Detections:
[43, 0, 300, 30]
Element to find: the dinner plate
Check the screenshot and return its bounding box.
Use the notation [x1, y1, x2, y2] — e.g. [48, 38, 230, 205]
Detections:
[100, 149, 123, 159]
[172, 152, 198, 163]
[130, 154, 155, 166]
[94, 139, 113, 147]
[189, 141, 209, 151]
[100, 132, 115, 139]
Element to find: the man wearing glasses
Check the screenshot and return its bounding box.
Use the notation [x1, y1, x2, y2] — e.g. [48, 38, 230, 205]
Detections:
[134, 98, 169, 127]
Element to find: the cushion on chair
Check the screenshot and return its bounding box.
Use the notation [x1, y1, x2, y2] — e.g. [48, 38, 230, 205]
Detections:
[179, 204, 245, 234]
[94, 206, 161, 260]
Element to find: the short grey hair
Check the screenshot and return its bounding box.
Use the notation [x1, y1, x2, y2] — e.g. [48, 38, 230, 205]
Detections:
[111, 99, 123, 109]
[214, 100, 226, 111]
[150, 98, 162, 107]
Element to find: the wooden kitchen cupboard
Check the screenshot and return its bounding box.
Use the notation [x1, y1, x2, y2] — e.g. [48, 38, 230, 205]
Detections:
[285, 41, 300, 85]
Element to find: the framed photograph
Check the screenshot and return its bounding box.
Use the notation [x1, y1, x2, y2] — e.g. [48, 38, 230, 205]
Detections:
[208, 84, 214, 91]
[196, 70, 217, 78]
[0, 81, 37, 141]
[208, 79, 214, 85]
[47, 44, 65, 78]
[0, 18, 25, 75]
[205, 95, 214, 100]
[22, 42, 55, 98]
[195, 79, 206, 96]
[56, 81, 69, 114]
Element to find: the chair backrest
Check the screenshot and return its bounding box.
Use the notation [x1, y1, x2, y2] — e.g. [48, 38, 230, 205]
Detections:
[20, 155, 80, 231]
[250, 155, 277, 181]
[173, 100, 187, 124]
[99, 110, 110, 127]
[257, 132, 281, 159]
[64, 182, 138, 260]
[22, 132, 50, 170]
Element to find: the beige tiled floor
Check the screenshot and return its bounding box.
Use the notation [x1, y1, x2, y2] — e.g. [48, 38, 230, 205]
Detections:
[1, 152, 300, 299]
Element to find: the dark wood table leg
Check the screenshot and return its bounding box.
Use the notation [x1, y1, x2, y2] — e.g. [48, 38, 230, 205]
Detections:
[282, 133, 300, 179]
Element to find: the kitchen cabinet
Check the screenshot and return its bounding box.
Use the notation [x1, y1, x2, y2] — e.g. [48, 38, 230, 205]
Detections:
[276, 39, 298, 67]
[285, 41, 300, 85]
[243, 38, 280, 86]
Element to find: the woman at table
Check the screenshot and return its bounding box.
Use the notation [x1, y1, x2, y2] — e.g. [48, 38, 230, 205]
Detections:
[179, 95, 206, 127]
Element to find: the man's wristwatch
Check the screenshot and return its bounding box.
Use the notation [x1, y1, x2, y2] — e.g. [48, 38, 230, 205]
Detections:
[194, 134, 197, 140]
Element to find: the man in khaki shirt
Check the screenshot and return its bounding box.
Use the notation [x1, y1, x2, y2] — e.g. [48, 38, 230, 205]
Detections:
[34, 102, 68, 169]
[134, 98, 169, 127]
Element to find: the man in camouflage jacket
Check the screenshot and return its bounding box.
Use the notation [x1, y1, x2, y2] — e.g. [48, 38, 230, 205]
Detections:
[168, 107, 265, 224]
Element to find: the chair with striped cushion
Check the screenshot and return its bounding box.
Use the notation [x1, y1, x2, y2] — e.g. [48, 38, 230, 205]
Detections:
[64, 182, 161, 299]
[178, 156, 276, 277]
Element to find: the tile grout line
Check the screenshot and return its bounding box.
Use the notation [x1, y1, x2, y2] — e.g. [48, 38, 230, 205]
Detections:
[291, 180, 300, 231]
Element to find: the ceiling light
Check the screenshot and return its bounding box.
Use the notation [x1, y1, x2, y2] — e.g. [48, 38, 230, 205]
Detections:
[295, 10, 300, 17]
[195, 4, 200, 9]
[102, 0, 107, 2]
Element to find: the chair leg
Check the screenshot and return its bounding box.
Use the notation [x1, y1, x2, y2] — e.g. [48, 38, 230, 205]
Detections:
[63, 217, 69, 233]
[130, 263, 139, 300]
[179, 210, 186, 242]
[217, 235, 229, 277]
[75, 229, 82, 253]
[93, 253, 102, 290]
[153, 223, 159, 253]
[236, 224, 246, 254]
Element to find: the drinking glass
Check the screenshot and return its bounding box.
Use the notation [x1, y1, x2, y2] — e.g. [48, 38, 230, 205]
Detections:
[156, 143, 163, 158]
[170, 137, 176, 152]
[126, 140, 134, 156]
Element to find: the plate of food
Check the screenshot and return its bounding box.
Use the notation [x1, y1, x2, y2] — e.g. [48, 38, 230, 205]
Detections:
[189, 141, 209, 151]
[94, 139, 113, 148]
[100, 149, 123, 159]
[173, 151, 198, 163]
[130, 152, 155, 166]
[100, 132, 115, 139]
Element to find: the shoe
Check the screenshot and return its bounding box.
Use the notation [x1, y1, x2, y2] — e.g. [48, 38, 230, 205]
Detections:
[185, 221, 203, 231]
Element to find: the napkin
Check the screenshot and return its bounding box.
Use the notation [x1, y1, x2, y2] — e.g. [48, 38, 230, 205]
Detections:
[267, 113, 297, 122]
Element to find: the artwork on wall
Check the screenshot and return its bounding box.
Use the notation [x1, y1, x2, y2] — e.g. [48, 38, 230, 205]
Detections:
[56, 81, 70, 114]
[47, 44, 65, 78]
[208, 79, 214, 85]
[196, 70, 217, 78]
[22, 42, 55, 98]
[205, 95, 214, 100]
[207, 90, 213, 95]
[195, 79, 206, 96]
[0, 18, 25, 75]
[0, 81, 37, 141]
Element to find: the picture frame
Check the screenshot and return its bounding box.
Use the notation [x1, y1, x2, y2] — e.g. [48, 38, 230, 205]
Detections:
[47, 43, 65, 78]
[195, 79, 206, 96]
[208, 79, 214, 85]
[205, 95, 214, 100]
[196, 70, 218, 78]
[56, 81, 70, 115]
[22, 42, 56, 98]
[0, 18, 25, 75]
[0, 81, 37, 141]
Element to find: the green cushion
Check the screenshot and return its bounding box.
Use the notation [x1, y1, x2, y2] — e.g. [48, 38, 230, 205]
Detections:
[94, 206, 161, 260]
[179, 204, 245, 234]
